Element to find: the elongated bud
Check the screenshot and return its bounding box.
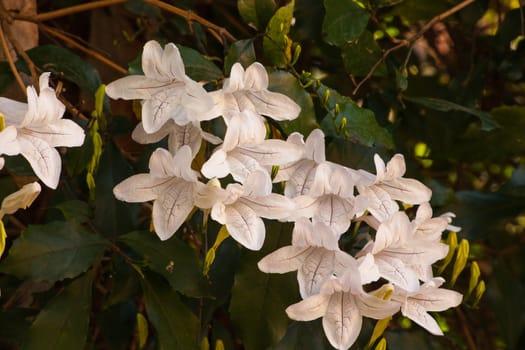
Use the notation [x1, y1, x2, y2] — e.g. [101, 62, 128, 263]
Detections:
[334, 103, 341, 114]
[472, 280, 485, 308]
[201, 337, 210, 350]
[0, 221, 6, 258]
[438, 231, 458, 274]
[271, 165, 280, 181]
[0, 114, 5, 131]
[203, 225, 230, 276]
[339, 117, 347, 133]
[467, 261, 480, 297]
[367, 317, 392, 349]
[136, 313, 148, 349]
[323, 89, 330, 105]
[375, 338, 387, 350]
[215, 340, 225, 350]
[291, 43, 301, 65]
[451, 239, 469, 286]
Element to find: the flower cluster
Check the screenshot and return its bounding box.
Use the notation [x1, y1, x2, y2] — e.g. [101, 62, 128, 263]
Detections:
[108, 40, 462, 350]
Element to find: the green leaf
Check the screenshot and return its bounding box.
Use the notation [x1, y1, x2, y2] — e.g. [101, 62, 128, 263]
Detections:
[224, 39, 256, 75]
[229, 221, 299, 350]
[93, 141, 139, 237]
[54, 200, 91, 223]
[119, 230, 209, 297]
[370, 0, 403, 8]
[322, 0, 370, 46]
[317, 83, 393, 149]
[268, 70, 318, 135]
[177, 45, 223, 81]
[238, 0, 276, 29]
[23, 270, 95, 350]
[270, 320, 333, 350]
[0, 221, 107, 283]
[25, 45, 102, 97]
[263, 0, 295, 67]
[405, 96, 500, 131]
[140, 272, 199, 350]
[341, 30, 387, 77]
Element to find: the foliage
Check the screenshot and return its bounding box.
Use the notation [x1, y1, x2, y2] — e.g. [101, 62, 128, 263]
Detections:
[0, 0, 524, 349]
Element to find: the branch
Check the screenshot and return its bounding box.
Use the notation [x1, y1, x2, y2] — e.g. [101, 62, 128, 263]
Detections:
[352, 0, 476, 95]
[0, 25, 25, 95]
[32, 0, 128, 22]
[39, 24, 127, 74]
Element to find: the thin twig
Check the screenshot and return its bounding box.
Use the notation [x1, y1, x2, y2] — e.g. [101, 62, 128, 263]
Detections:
[455, 307, 477, 350]
[1, 22, 39, 87]
[0, 25, 25, 94]
[32, 0, 128, 22]
[143, 0, 237, 44]
[40, 24, 127, 74]
[352, 0, 476, 95]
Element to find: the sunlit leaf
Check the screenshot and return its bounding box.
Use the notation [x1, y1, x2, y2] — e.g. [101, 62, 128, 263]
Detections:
[322, 0, 370, 46]
[225, 39, 256, 75]
[263, 0, 295, 67]
[238, 0, 276, 29]
[341, 30, 387, 77]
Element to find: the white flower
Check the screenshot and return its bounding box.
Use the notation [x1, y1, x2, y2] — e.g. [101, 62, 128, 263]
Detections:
[0, 125, 20, 169]
[0, 182, 41, 218]
[105, 40, 213, 133]
[357, 154, 432, 222]
[131, 119, 221, 158]
[358, 211, 449, 292]
[0, 73, 85, 189]
[200, 62, 300, 150]
[391, 277, 462, 335]
[195, 170, 295, 250]
[258, 217, 355, 298]
[285, 263, 399, 350]
[113, 145, 201, 240]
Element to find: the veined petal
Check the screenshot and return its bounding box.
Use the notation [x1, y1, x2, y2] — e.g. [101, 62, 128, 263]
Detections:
[286, 293, 329, 321]
[242, 194, 296, 220]
[237, 139, 304, 166]
[299, 249, 336, 298]
[161, 43, 186, 81]
[223, 110, 266, 151]
[401, 301, 443, 335]
[152, 180, 195, 240]
[372, 211, 410, 253]
[18, 134, 61, 189]
[113, 173, 170, 202]
[358, 185, 398, 223]
[283, 160, 318, 197]
[356, 292, 400, 320]
[305, 129, 326, 163]
[142, 40, 165, 80]
[224, 63, 245, 92]
[313, 195, 354, 234]
[105, 76, 167, 100]
[243, 62, 268, 90]
[132, 121, 171, 145]
[0, 126, 20, 156]
[376, 255, 420, 292]
[311, 162, 355, 198]
[258, 246, 312, 273]
[386, 153, 406, 178]
[142, 86, 185, 133]
[149, 148, 177, 178]
[378, 178, 432, 204]
[172, 145, 198, 182]
[411, 285, 462, 312]
[201, 149, 230, 179]
[323, 292, 361, 350]
[0, 97, 28, 126]
[242, 170, 272, 197]
[247, 89, 301, 121]
[288, 195, 319, 220]
[194, 180, 229, 209]
[26, 119, 85, 147]
[224, 149, 267, 183]
[223, 201, 265, 250]
[182, 78, 214, 114]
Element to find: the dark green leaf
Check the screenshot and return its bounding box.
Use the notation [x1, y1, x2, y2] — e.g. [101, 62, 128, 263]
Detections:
[0, 308, 33, 348]
[270, 320, 333, 350]
[25, 45, 102, 97]
[317, 84, 393, 149]
[0, 222, 107, 283]
[322, 0, 370, 46]
[54, 200, 91, 223]
[268, 70, 318, 136]
[263, 0, 295, 67]
[119, 230, 209, 297]
[141, 272, 199, 350]
[370, 0, 403, 8]
[229, 221, 299, 350]
[238, 0, 277, 29]
[93, 141, 140, 237]
[225, 39, 256, 75]
[341, 30, 387, 77]
[405, 96, 499, 131]
[98, 301, 138, 350]
[23, 270, 95, 350]
[178, 45, 222, 81]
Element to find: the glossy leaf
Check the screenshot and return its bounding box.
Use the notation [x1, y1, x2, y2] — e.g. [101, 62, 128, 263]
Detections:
[178, 45, 223, 81]
[229, 221, 299, 350]
[270, 320, 333, 350]
[0, 221, 107, 283]
[224, 39, 256, 75]
[268, 70, 318, 136]
[119, 230, 209, 297]
[263, 0, 295, 67]
[141, 272, 200, 350]
[342, 30, 387, 77]
[238, 0, 276, 29]
[322, 0, 370, 46]
[53, 200, 91, 223]
[23, 270, 95, 350]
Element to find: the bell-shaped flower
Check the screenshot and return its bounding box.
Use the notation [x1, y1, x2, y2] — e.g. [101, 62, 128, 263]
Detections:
[258, 217, 355, 298]
[113, 145, 201, 240]
[131, 119, 221, 158]
[105, 40, 213, 133]
[391, 277, 462, 335]
[201, 137, 304, 183]
[195, 170, 295, 250]
[0, 125, 20, 169]
[0, 73, 85, 189]
[200, 62, 300, 150]
[285, 263, 399, 350]
[0, 181, 41, 218]
[358, 211, 449, 292]
[357, 154, 432, 222]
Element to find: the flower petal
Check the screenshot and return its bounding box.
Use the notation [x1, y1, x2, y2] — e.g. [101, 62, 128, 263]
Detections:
[18, 134, 61, 189]
[257, 246, 312, 273]
[285, 293, 329, 321]
[26, 119, 85, 148]
[313, 195, 354, 234]
[247, 89, 301, 121]
[356, 292, 400, 320]
[105, 76, 166, 100]
[323, 292, 362, 350]
[305, 129, 326, 163]
[113, 174, 168, 202]
[223, 201, 265, 250]
[401, 301, 443, 335]
[298, 249, 336, 298]
[375, 255, 420, 292]
[243, 62, 269, 90]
